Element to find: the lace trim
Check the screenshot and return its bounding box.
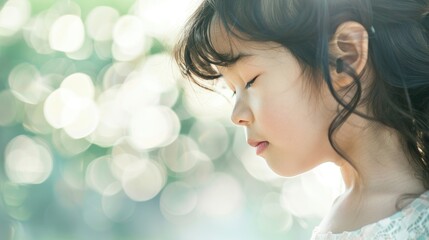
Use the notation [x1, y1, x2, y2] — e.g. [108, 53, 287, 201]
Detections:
[311, 190, 429, 239]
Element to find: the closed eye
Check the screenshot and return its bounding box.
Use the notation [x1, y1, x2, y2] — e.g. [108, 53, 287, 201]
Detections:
[232, 76, 258, 96]
[245, 76, 257, 89]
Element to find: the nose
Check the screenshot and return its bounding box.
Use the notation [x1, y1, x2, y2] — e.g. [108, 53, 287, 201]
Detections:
[230, 96, 254, 126]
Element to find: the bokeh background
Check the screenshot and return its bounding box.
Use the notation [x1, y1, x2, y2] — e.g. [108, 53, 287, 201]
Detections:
[0, 0, 345, 239]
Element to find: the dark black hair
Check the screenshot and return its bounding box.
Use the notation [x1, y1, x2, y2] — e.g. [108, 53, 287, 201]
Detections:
[174, 0, 429, 190]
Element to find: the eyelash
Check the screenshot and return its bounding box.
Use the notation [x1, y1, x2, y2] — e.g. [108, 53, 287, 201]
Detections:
[232, 76, 258, 96]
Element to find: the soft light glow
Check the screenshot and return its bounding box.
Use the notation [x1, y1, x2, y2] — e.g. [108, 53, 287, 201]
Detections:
[88, 119, 124, 147]
[43, 88, 84, 129]
[112, 15, 146, 61]
[280, 172, 335, 218]
[112, 15, 145, 48]
[160, 182, 198, 216]
[8, 63, 51, 104]
[189, 119, 229, 160]
[197, 173, 244, 217]
[118, 77, 161, 114]
[0, 0, 31, 37]
[136, 54, 179, 93]
[214, 78, 235, 100]
[5, 135, 53, 184]
[63, 98, 99, 139]
[122, 158, 166, 202]
[90, 86, 127, 147]
[257, 192, 294, 233]
[66, 36, 93, 60]
[313, 162, 344, 197]
[83, 200, 112, 231]
[93, 40, 112, 60]
[23, 102, 52, 134]
[280, 178, 314, 218]
[160, 87, 179, 107]
[240, 148, 282, 182]
[128, 105, 180, 150]
[86, 156, 121, 196]
[159, 135, 200, 173]
[44, 73, 99, 139]
[176, 151, 209, 174]
[61, 72, 94, 92]
[132, 0, 201, 44]
[183, 83, 233, 120]
[102, 62, 133, 89]
[102, 190, 136, 222]
[86, 6, 119, 41]
[0, 90, 19, 126]
[183, 160, 215, 188]
[2, 182, 28, 207]
[49, 15, 85, 52]
[54, 180, 84, 209]
[111, 42, 144, 62]
[110, 152, 140, 181]
[110, 139, 147, 181]
[61, 156, 86, 190]
[22, 11, 54, 54]
[2, 183, 34, 219]
[52, 129, 91, 157]
[125, 54, 182, 117]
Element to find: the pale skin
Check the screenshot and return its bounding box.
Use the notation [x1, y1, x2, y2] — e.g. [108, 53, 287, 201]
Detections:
[210, 18, 426, 233]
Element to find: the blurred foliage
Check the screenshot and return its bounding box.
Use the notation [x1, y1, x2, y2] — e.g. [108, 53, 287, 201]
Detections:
[0, 0, 343, 239]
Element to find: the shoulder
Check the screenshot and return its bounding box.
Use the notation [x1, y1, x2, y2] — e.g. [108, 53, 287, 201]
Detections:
[365, 191, 429, 239]
[400, 191, 429, 237]
[311, 190, 429, 240]
[365, 191, 429, 238]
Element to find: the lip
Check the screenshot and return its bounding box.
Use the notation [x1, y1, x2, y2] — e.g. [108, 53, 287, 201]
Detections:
[247, 139, 269, 155]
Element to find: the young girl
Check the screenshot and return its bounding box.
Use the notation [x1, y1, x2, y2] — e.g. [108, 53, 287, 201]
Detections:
[174, 0, 429, 239]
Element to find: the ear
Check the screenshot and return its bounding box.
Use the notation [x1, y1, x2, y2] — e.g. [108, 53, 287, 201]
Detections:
[329, 21, 369, 87]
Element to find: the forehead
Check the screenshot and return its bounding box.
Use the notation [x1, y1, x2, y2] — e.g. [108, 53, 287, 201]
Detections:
[209, 15, 241, 56]
[209, 16, 286, 75]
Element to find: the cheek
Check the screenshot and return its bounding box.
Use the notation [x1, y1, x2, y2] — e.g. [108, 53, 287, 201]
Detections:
[256, 95, 297, 137]
[257, 92, 329, 145]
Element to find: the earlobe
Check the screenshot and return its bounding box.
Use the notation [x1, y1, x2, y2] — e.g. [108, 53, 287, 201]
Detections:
[330, 21, 369, 79]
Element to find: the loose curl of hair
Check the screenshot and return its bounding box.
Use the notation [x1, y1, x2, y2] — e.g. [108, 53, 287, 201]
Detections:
[174, 0, 429, 190]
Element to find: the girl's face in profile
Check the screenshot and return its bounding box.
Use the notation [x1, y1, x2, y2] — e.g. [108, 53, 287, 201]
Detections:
[211, 21, 341, 176]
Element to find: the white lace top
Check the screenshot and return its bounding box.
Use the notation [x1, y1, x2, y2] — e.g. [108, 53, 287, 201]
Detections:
[311, 190, 429, 240]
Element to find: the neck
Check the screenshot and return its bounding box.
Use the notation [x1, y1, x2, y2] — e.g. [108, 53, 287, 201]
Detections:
[334, 120, 426, 197]
[318, 117, 427, 234]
